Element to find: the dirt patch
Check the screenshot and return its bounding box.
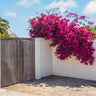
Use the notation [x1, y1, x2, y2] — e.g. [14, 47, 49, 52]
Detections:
[3, 76, 96, 96]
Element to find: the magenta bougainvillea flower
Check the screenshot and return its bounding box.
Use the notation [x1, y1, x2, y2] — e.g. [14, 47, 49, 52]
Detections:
[29, 12, 96, 65]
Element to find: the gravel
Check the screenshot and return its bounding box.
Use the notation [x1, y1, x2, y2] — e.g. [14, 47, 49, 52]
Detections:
[3, 75, 96, 96]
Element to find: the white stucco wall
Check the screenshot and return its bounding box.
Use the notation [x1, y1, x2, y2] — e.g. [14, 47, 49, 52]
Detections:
[35, 39, 96, 81]
[35, 38, 52, 79]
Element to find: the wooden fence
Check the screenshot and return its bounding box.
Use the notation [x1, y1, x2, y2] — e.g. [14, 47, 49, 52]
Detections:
[0, 38, 35, 87]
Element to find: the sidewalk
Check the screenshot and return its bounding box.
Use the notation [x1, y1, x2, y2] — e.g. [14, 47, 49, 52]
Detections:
[0, 89, 41, 96]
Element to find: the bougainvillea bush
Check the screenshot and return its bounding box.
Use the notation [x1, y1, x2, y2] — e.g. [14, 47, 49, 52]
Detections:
[29, 11, 96, 65]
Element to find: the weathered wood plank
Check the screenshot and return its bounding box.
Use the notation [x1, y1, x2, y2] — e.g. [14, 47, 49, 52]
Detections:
[1, 38, 35, 87]
[1, 40, 13, 86]
[23, 40, 35, 81]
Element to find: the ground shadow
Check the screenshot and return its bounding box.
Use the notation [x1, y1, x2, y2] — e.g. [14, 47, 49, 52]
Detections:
[23, 75, 96, 88]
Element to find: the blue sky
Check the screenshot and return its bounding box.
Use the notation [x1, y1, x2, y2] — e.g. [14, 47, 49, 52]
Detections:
[0, 0, 96, 37]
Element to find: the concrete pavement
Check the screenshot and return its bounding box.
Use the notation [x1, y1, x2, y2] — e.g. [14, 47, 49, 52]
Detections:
[0, 89, 41, 96]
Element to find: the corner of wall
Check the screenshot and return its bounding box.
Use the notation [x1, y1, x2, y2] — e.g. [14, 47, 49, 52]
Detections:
[35, 38, 41, 79]
[35, 38, 53, 79]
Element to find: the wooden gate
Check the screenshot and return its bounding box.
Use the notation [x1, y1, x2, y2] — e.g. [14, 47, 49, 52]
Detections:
[0, 38, 35, 87]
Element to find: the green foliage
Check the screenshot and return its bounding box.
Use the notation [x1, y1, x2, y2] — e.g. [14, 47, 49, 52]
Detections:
[85, 26, 96, 39]
[0, 30, 11, 37]
[0, 17, 10, 32]
[0, 17, 17, 38]
[91, 26, 96, 38]
[0, 17, 12, 38]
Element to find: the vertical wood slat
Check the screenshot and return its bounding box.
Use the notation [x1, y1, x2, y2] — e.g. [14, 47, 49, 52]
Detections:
[1, 40, 13, 86]
[0, 38, 35, 87]
[23, 40, 35, 80]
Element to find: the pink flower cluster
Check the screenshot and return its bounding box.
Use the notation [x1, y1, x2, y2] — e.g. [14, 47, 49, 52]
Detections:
[29, 13, 96, 65]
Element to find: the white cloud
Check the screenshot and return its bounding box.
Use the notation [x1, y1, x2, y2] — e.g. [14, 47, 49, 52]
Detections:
[46, 0, 77, 13]
[84, 0, 96, 14]
[16, 0, 40, 7]
[22, 16, 33, 21]
[33, 0, 40, 4]
[4, 12, 17, 17]
[17, 0, 28, 5]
